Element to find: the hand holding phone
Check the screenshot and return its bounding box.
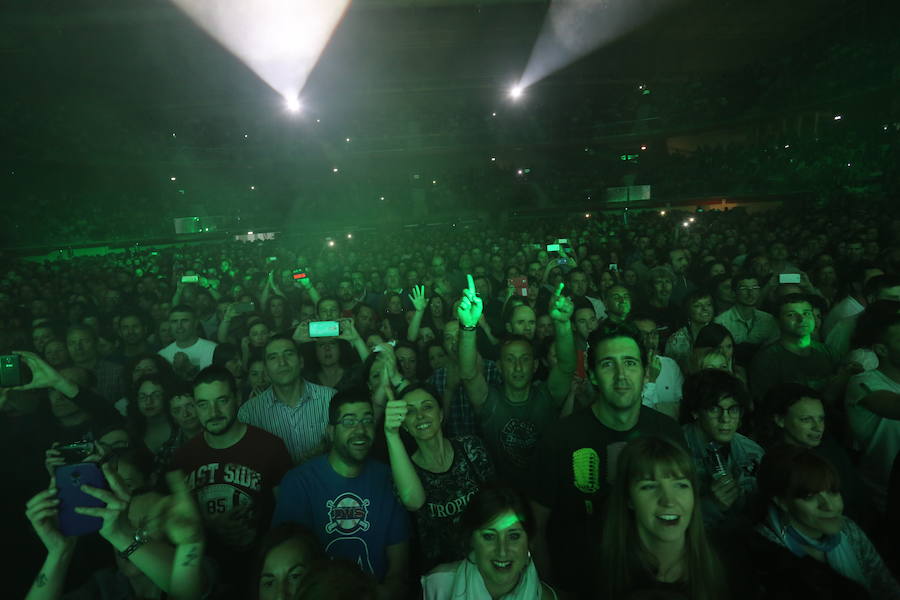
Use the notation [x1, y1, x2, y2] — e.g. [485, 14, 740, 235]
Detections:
[546, 244, 561, 252]
[25, 481, 76, 554]
[56, 462, 109, 536]
[181, 275, 199, 284]
[778, 273, 801, 284]
[309, 321, 339, 338]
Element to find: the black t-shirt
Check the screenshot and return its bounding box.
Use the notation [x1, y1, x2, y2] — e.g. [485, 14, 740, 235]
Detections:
[410, 435, 495, 571]
[479, 382, 559, 491]
[531, 404, 686, 594]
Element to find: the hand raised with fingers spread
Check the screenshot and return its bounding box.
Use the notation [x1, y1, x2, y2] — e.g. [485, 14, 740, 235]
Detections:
[409, 285, 427, 312]
[75, 463, 133, 545]
[548, 283, 574, 323]
[456, 274, 483, 328]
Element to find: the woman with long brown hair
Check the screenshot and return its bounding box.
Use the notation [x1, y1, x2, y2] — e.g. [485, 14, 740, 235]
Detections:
[599, 436, 729, 600]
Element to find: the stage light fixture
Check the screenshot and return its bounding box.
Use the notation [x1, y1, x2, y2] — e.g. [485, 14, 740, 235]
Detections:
[285, 97, 301, 112]
[509, 85, 524, 100]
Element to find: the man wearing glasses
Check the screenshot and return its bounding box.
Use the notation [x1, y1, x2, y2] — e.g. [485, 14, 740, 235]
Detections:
[715, 272, 780, 348]
[681, 369, 764, 532]
[272, 389, 409, 599]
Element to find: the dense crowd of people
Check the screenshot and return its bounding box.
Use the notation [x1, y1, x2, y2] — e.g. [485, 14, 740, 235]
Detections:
[3, 199, 900, 599]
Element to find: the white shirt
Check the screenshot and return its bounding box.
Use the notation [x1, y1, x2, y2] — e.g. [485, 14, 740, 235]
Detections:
[844, 369, 900, 511]
[586, 295, 607, 321]
[642, 355, 684, 420]
[825, 313, 859, 360]
[158, 337, 217, 370]
[823, 295, 864, 338]
[714, 306, 780, 346]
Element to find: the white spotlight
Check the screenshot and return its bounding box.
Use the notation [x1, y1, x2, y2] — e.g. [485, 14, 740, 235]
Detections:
[285, 97, 301, 113]
[509, 85, 524, 100]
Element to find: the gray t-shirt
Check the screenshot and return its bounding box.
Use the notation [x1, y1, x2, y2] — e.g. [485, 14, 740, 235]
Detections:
[478, 382, 558, 490]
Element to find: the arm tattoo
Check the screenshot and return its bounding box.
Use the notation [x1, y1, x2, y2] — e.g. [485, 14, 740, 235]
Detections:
[35, 573, 48, 588]
[181, 545, 200, 567]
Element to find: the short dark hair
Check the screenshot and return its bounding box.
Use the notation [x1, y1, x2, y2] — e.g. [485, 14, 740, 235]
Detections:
[328, 387, 372, 425]
[169, 304, 195, 318]
[864, 274, 900, 301]
[397, 382, 443, 404]
[192, 365, 237, 397]
[586, 325, 648, 369]
[263, 334, 298, 356]
[499, 334, 534, 358]
[316, 296, 340, 313]
[458, 484, 536, 552]
[731, 271, 758, 293]
[680, 369, 750, 424]
[681, 289, 714, 314]
[693, 323, 734, 350]
[774, 293, 815, 317]
[757, 444, 841, 505]
[254, 523, 325, 598]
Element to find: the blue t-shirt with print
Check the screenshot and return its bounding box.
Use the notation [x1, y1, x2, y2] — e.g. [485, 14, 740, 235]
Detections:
[272, 455, 409, 581]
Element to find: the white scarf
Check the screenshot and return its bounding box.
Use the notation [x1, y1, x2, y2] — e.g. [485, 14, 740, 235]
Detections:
[447, 555, 542, 599]
[422, 557, 545, 600]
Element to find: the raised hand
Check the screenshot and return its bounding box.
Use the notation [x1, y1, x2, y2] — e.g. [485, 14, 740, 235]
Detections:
[456, 274, 483, 328]
[292, 320, 312, 344]
[75, 463, 133, 545]
[9, 350, 65, 392]
[548, 283, 574, 324]
[337, 318, 361, 342]
[25, 479, 76, 556]
[151, 471, 205, 546]
[383, 387, 408, 437]
[409, 285, 427, 312]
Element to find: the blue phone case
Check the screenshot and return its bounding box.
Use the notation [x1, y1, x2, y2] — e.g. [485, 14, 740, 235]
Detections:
[55, 462, 108, 537]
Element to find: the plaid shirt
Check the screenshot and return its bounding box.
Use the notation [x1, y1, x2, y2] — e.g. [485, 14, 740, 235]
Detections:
[427, 359, 503, 438]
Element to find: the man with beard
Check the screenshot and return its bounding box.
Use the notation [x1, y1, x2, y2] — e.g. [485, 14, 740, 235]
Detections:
[172, 366, 292, 594]
[272, 389, 409, 599]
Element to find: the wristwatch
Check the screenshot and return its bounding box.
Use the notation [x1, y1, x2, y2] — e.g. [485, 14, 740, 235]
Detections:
[118, 527, 151, 559]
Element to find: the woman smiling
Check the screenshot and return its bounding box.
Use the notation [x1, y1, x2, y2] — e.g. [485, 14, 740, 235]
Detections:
[384, 383, 495, 572]
[421, 485, 556, 600]
[751, 445, 900, 599]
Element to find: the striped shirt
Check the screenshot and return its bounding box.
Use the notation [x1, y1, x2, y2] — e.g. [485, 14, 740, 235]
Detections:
[237, 382, 336, 464]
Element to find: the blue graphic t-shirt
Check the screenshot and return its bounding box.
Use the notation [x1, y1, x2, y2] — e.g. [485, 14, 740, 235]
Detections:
[272, 455, 409, 581]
